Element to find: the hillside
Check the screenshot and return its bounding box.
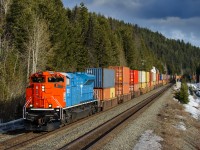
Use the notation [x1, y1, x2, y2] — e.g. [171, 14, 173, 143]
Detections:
[0, 0, 200, 120]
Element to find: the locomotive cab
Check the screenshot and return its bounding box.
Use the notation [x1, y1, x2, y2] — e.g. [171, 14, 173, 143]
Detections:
[24, 71, 66, 131]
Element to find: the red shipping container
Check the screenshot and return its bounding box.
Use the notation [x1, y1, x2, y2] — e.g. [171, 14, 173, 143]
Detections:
[130, 70, 139, 85]
[109, 66, 130, 84]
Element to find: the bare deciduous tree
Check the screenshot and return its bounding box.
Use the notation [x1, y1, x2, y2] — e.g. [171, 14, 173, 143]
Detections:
[26, 16, 51, 80]
[1, 0, 11, 15]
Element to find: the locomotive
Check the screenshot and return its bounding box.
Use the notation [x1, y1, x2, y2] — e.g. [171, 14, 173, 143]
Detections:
[23, 71, 98, 131]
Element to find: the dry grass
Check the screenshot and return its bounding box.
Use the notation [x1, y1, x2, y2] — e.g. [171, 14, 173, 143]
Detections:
[155, 96, 200, 150]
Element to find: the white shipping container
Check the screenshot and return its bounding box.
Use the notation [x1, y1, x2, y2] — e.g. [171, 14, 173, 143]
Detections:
[139, 71, 147, 83]
[143, 71, 147, 82]
[152, 72, 156, 82]
[139, 71, 142, 82]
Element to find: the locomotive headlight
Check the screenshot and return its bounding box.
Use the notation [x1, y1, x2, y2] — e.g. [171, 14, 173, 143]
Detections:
[30, 104, 33, 108]
[42, 85, 45, 92]
[48, 104, 52, 108]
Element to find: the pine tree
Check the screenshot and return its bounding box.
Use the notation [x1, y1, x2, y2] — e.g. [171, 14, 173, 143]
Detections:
[175, 80, 189, 104]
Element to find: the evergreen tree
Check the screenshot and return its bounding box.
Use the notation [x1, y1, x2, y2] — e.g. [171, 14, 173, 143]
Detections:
[175, 80, 189, 104]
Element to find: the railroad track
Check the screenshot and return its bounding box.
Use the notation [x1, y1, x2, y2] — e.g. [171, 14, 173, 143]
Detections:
[59, 84, 172, 150]
[0, 131, 46, 150]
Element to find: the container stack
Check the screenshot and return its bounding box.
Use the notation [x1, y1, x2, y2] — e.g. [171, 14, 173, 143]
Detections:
[86, 68, 117, 110]
[163, 74, 167, 85]
[146, 71, 150, 92]
[139, 71, 147, 94]
[156, 73, 159, 87]
[166, 75, 171, 83]
[109, 66, 130, 102]
[151, 67, 157, 90]
[130, 70, 140, 98]
[159, 74, 163, 85]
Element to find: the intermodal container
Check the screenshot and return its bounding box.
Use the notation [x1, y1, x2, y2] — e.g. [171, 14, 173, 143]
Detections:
[109, 66, 129, 84]
[156, 73, 159, 81]
[86, 68, 115, 88]
[94, 88, 116, 101]
[151, 72, 156, 82]
[115, 84, 129, 96]
[160, 74, 163, 80]
[130, 83, 139, 92]
[139, 71, 146, 83]
[146, 72, 150, 82]
[130, 70, 139, 84]
[163, 74, 166, 80]
[147, 82, 151, 88]
[110, 87, 115, 98]
[139, 82, 147, 89]
[134, 83, 139, 91]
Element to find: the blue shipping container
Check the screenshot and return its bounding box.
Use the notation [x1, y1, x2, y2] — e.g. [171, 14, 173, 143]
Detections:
[60, 72, 95, 107]
[160, 74, 163, 80]
[86, 68, 115, 88]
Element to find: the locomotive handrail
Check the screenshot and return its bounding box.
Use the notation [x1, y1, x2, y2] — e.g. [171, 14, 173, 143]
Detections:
[51, 96, 63, 120]
[23, 97, 32, 119]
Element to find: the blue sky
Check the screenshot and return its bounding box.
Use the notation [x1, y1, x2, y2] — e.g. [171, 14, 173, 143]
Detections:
[62, 0, 200, 47]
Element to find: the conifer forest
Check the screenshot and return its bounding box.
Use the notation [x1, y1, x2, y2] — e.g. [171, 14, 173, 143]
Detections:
[0, 0, 200, 121]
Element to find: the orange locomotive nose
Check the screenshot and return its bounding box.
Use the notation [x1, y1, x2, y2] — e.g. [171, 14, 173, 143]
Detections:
[25, 71, 66, 109]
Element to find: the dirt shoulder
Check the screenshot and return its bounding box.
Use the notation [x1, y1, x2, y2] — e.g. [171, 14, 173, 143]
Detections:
[156, 89, 200, 150]
[100, 87, 200, 150]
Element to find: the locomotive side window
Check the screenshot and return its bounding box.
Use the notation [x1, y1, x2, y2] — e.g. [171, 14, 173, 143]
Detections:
[32, 77, 45, 83]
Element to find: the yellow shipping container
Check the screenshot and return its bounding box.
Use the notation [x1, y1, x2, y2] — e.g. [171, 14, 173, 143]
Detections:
[146, 72, 150, 82]
[139, 82, 147, 89]
[110, 87, 116, 98]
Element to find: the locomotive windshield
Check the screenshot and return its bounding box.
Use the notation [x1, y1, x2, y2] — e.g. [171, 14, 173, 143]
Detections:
[31, 77, 45, 83]
[48, 77, 64, 82]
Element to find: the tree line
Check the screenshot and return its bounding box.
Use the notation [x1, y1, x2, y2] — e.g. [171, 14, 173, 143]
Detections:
[0, 0, 200, 121]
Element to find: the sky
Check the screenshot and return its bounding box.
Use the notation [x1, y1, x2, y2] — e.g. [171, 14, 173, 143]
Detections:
[62, 0, 200, 47]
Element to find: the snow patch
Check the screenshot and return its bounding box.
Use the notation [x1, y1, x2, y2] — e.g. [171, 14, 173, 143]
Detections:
[173, 122, 186, 131]
[181, 83, 200, 120]
[184, 95, 200, 120]
[133, 130, 163, 150]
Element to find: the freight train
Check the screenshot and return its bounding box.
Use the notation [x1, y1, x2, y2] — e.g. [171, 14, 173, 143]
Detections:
[23, 66, 172, 131]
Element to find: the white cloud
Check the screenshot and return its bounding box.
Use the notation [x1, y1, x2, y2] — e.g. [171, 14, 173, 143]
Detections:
[170, 30, 185, 40]
[91, 0, 109, 6]
[135, 17, 200, 47]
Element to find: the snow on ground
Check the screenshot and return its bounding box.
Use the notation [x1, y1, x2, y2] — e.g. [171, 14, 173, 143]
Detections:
[133, 130, 163, 150]
[184, 95, 200, 120]
[174, 83, 200, 120]
[173, 122, 186, 131]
